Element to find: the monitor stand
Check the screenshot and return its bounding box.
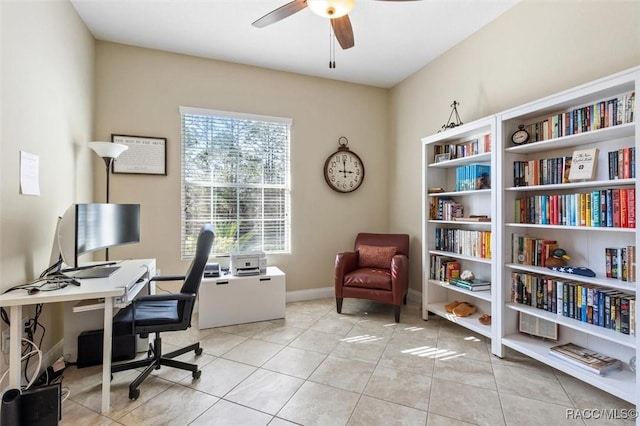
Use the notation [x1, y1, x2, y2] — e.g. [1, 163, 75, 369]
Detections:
[72, 266, 121, 279]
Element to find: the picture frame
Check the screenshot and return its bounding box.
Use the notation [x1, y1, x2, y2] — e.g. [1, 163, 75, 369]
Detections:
[435, 152, 451, 163]
[111, 134, 167, 175]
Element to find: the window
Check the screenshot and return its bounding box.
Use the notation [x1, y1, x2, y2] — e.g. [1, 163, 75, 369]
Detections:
[180, 107, 291, 257]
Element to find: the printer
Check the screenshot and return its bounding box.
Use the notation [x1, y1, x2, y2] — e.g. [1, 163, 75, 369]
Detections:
[230, 251, 267, 276]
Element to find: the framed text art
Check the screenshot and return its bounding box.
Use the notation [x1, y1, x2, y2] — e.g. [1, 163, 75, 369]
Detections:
[111, 134, 167, 175]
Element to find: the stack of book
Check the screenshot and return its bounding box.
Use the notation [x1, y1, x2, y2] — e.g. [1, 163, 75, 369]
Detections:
[449, 277, 491, 292]
[549, 343, 622, 376]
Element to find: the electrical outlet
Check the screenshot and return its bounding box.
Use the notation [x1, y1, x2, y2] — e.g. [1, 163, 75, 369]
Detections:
[2, 317, 30, 353]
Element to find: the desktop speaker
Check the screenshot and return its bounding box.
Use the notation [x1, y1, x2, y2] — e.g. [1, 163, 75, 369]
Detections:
[77, 329, 136, 368]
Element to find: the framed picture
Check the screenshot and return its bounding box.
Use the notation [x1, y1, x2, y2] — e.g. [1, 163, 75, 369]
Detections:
[111, 134, 167, 175]
[435, 153, 451, 163]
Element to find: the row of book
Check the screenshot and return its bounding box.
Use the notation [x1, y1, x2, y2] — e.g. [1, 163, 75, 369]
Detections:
[514, 188, 636, 228]
[511, 234, 559, 267]
[517, 91, 635, 144]
[429, 254, 461, 281]
[605, 246, 636, 282]
[429, 197, 464, 220]
[510, 271, 635, 336]
[608, 147, 636, 179]
[549, 343, 622, 376]
[432, 133, 491, 162]
[455, 164, 491, 191]
[435, 228, 492, 259]
[428, 254, 491, 291]
[513, 156, 571, 187]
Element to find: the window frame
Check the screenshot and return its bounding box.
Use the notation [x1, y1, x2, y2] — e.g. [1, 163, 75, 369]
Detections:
[179, 106, 292, 258]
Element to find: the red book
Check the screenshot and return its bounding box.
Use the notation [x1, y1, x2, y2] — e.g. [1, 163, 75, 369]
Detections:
[612, 189, 621, 227]
[623, 148, 631, 179]
[620, 189, 628, 228]
[628, 188, 636, 228]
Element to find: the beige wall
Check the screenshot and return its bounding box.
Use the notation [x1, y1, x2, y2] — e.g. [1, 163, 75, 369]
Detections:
[389, 0, 640, 292]
[1, 0, 94, 369]
[94, 43, 390, 292]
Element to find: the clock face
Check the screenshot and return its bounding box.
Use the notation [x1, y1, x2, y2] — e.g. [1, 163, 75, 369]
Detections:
[323, 149, 364, 193]
[511, 127, 530, 145]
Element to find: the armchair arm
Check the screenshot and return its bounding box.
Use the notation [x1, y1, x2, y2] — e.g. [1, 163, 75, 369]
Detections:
[390, 254, 409, 304]
[335, 251, 358, 296]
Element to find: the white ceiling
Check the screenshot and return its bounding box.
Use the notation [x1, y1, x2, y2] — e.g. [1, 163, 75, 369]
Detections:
[70, 0, 519, 89]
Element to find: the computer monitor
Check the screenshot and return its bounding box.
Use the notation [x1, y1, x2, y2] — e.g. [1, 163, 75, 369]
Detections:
[54, 203, 140, 274]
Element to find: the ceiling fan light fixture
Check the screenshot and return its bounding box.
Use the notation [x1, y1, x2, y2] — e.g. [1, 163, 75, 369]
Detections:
[308, 0, 355, 19]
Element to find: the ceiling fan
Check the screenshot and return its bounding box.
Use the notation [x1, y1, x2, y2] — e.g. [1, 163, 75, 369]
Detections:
[252, 0, 420, 50]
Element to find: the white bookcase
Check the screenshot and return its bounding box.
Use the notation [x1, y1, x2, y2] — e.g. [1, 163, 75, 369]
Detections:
[495, 66, 639, 405]
[421, 66, 639, 409]
[421, 117, 499, 354]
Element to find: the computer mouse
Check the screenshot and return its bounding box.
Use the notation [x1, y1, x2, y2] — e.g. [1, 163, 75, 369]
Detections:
[27, 288, 40, 295]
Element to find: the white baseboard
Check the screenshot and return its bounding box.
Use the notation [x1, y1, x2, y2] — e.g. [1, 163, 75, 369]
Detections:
[286, 287, 334, 303]
[285, 287, 422, 304]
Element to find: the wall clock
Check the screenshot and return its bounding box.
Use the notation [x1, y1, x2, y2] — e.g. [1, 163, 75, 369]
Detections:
[323, 136, 365, 193]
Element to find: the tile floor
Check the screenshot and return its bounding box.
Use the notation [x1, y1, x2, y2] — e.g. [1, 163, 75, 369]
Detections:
[60, 298, 635, 425]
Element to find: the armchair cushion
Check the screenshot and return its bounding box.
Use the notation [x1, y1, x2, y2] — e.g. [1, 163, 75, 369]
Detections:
[358, 245, 396, 269]
[344, 269, 392, 290]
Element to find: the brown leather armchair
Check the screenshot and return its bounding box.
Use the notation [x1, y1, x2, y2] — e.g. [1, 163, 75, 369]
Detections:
[335, 233, 410, 322]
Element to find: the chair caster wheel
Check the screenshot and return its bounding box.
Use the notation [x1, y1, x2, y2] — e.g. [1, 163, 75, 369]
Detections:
[193, 370, 201, 380]
[195, 347, 203, 356]
[129, 388, 140, 400]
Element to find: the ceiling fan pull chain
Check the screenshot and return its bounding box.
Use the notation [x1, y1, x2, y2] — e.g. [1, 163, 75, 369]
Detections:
[329, 21, 336, 69]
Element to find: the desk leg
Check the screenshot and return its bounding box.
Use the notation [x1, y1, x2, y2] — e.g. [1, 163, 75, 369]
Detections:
[101, 297, 113, 414]
[9, 306, 22, 388]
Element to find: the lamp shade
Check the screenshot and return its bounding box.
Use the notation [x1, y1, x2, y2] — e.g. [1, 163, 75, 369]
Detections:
[308, 0, 354, 18]
[89, 141, 128, 159]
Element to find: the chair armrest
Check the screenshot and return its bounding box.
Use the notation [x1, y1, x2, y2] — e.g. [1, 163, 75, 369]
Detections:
[134, 293, 196, 303]
[150, 275, 186, 282]
[335, 251, 358, 295]
[390, 254, 409, 303]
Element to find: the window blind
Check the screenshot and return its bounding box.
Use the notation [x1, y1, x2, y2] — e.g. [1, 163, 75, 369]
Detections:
[180, 107, 291, 258]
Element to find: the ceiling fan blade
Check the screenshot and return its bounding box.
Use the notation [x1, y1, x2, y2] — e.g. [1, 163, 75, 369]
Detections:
[252, 0, 308, 28]
[331, 15, 354, 49]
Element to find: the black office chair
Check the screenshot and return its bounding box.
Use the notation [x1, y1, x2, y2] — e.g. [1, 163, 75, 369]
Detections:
[111, 224, 214, 400]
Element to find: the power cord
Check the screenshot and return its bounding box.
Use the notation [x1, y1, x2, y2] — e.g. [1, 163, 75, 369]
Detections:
[0, 337, 42, 391]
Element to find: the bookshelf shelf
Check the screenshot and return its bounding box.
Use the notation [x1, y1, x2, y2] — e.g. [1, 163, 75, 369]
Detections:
[501, 333, 635, 404]
[506, 263, 637, 292]
[427, 189, 491, 198]
[428, 152, 491, 168]
[506, 302, 635, 348]
[505, 223, 636, 233]
[428, 279, 492, 302]
[427, 250, 492, 264]
[496, 66, 639, 409]
[504, 122, 635, 154]
[426, 303, 491, 338]
[505, 178, 634, 192]
[429, 219, 491, 226]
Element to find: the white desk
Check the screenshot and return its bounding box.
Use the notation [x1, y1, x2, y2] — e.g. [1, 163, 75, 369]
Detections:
[0, 258, 155, 414]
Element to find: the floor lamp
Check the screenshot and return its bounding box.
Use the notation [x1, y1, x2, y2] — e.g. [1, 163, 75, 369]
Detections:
[89, 141, 128, 260]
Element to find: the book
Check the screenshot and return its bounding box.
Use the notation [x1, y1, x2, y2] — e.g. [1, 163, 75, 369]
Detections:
[549, 343, 621, 376]
[449, 277, 491, 291]
[453, 215, 491, 222]
[568, 148, 599, 181]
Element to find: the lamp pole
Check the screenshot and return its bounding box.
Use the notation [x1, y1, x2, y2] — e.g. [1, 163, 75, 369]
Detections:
[89, 142, 129, 260]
